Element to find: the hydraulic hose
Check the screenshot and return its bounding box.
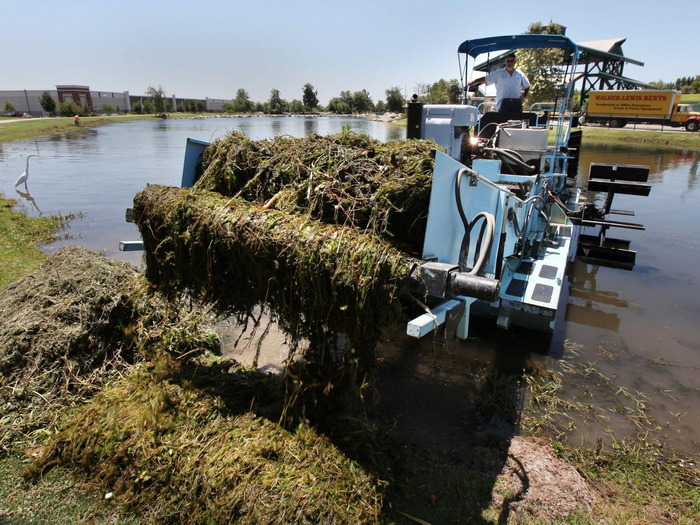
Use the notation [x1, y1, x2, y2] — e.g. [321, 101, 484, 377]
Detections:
[455, 169, 496, 275]
[485, 148, 536, 173]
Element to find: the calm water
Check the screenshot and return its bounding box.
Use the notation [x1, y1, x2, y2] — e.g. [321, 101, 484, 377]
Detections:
[1, 119, 698, 454]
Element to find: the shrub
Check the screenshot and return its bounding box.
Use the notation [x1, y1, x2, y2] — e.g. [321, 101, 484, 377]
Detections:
[101, 104, 114, 113]
[59, 101, 81, 117]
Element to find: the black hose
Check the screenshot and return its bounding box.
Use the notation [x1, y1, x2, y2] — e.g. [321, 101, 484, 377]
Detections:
[477, 122, 500, 138]
[486, 148, 536, 172]
[455, 169, 496, 275]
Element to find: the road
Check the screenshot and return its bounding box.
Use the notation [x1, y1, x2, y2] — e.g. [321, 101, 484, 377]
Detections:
[581, 123, 693, 133]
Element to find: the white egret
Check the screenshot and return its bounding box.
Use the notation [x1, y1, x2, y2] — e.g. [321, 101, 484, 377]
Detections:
[15, 154, 38, 191]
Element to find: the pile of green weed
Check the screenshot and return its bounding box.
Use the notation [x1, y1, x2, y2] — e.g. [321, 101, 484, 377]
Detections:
[196, 130, 439, 254]
[26, 356, 383, 524]
[134, 185, 416, 420]
[0, 246, 219, 452]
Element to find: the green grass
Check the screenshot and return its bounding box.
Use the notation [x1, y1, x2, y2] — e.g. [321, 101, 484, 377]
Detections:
[579, 127, 700, 150]
[0, 194, 60, 288]
[0, 115, 157, 144]
[680, 94, 700, 105]
[0, 455, 139, 524]
[562, 443, 700, 525]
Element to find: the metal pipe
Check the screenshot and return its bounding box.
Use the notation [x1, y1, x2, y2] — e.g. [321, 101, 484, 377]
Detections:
[450, 272, 500, 302]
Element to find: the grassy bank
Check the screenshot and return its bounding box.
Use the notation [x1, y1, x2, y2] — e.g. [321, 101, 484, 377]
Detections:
[0, 115, 157, 144]
[0, 194, 59, 288]
[580, 127, 700, 150]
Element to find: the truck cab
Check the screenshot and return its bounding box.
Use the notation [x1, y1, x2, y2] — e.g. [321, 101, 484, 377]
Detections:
[675, 104, 700, 130]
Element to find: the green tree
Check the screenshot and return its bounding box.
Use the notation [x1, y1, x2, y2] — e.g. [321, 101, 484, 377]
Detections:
[327, 97, 350, 114]
[39, 91, 56, 115]
[132, 101, 143, 114]
[339, 91, 354, 111]
[518, 22, 567, 106]
[446, 79, 463, 104]
[353, 90, 374, 113]
[289, 99, 304, 113]
[692, 76, 700, 94]
[143, 99, 154, 114]
[267, 89, 287, 113]
[385, 87, 404, 112]
[146, 85, 167, 113]
[232, 88, 253, 112]
[102, 104, 114, 113]
[430, 80, 448, 104]
[194, 100, 205, 113]
[4, 101, 16, 113]
[302, 83, 319, 110]
[59, 101, 81, 117]
[375, 100, 386, 113]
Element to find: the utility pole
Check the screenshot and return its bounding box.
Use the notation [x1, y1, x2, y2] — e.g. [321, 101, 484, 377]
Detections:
[24, 90, 30, 115]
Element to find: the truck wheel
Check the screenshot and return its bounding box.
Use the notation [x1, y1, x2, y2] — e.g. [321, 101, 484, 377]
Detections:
[686, 120, 699, 132]
[609, 118, 626, 128]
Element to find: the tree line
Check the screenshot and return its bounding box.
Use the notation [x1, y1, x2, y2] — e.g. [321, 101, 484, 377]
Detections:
[649, 76, 700, 94]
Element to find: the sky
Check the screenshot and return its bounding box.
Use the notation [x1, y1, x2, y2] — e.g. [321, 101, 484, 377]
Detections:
[2, 0, 698, 105]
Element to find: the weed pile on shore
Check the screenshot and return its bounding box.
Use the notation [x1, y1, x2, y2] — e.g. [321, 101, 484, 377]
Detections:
[26, 355, 383, 524]
[0, 246, 218, 452]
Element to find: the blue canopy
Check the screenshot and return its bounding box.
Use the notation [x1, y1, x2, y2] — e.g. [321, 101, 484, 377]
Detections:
[458, 34, 579, 59]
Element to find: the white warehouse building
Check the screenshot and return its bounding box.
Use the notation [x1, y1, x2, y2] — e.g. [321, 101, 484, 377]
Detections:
[1, 85, 130, 116]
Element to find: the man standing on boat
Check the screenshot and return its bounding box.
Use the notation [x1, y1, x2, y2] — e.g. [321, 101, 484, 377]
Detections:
[468, 53, 530, 112]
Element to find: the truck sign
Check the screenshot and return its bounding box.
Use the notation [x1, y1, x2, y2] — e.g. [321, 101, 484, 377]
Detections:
[582, 90, 698, 128]
[587, 91, 680, 117]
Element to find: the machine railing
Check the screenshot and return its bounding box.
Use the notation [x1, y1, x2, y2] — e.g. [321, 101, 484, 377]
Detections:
[529, 100, 576, 183]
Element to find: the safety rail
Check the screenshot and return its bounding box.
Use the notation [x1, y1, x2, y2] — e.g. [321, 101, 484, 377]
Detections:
[475, 102, 497, 134]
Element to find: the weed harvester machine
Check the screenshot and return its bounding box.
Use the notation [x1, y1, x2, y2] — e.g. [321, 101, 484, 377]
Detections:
[395, 34, 651, 340]
[129, 35, 651, 371]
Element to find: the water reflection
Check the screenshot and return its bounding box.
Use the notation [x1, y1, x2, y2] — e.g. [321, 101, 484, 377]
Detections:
[576, 144, 700, 184]
[565, 264, 623, 333]
[559, 143, 700, 454]
[303, 118, 315, 137]
[15, 188, 42, 215]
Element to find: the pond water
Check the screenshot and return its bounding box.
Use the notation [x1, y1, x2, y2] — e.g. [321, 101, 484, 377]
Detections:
[1, 118, 698, 455]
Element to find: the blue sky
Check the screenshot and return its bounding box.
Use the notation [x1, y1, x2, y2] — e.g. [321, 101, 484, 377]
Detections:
[3, 0, 697, 104]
